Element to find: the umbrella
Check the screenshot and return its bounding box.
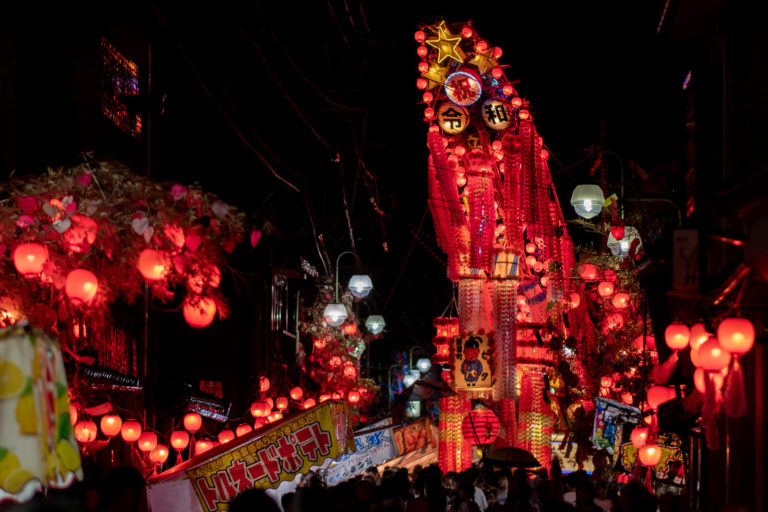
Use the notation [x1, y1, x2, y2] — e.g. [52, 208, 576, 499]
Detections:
[484, 447, 541, 468]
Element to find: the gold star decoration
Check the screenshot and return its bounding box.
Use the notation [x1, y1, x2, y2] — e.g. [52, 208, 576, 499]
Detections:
[421, 62, 450, 90]
[425, 21, 465, 65]
[468, 49, 499, 75]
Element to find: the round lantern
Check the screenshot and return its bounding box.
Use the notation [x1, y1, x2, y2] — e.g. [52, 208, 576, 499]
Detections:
[303, 398, 316, 409]
[259, 376, 270, 392]
[717, 317, 755, 354]
[250, 401, 271, 418]
[138, 431, 158, 452]
[65, 269, 99, 305]
[665, 323, 690, 351]
[267, 411, 283, 423]
[577, 263, 597, 281]
[343, 323, 358, 335]
[235, 424, 252, 437]
[693, 367, 726, 394]
[74, 420, 98, 444]
[638, 444, 662, 466]
[149, 444, 169, 465]
[329, 356, 342, 369]
[570, 185, 604, 219]
[600, 376, 612, 388]
[365, 315, 386, 335]
[348, 274, 373, 299]
[461, 408, 500, 445]
[569, 292, 581, 309]
[289, 386, 304, 401]
[183, 412, 202, 433]
[481, 99, 511, 131]
[698, 337, 730, 371]
[343, 365, 357, 379]
[597, 281, 614, 297]
[647, 386, 675, 410]
[689, 323, 710, 348]
[69, 405, 78, 426]
[100, 414, 123, 438]
[323, 303, 347, 327]
[348, 390, 361, 404]
[525, 243, 536, 254]
[13, 243, 48, 277]
[120, 420, 142, 442]
[630, 426, 649, 449]
[218, 429, 235, 445]
[196, 439, 213, 454]
[607, 226, 642, 257]
[611, 293, 629, 309]
[437, 103, 469, 134]
[444, 71, 482, 106]
[137, 249, 169, 281]
[275, 397, 288, 411]
[183, 296, 217, 328]
[319, 393, 331, 403]
[170, 430, 190, 451]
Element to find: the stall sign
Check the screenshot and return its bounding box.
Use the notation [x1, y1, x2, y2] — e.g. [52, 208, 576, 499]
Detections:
[591, 397, 641, 456]
[326, 419, 396, 485]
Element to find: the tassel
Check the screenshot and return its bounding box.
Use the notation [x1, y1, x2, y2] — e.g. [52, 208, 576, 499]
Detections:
[724, 357, 748, 418]
[702, 372, 720, 450]
[644, 466, 654, 494]
[650, 352, 679, 385]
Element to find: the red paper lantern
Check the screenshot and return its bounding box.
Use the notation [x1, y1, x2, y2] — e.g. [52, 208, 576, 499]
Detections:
[569, 292, 581, 309]
[665, 323, 690, 351]
[196, 439, 213, 454]
[647, 386, 675, 410]
[183, 413, 202, 433]
[289, 387, 304, 401]
[267, 411, 283, 423]
[65, 269, 99, 305]
[525, 255, 536, 267]
[518, 109, 530, 120]
[69, 405, 78, 426]
[74, 420, 98, 444]
[461, 27, 473, 38]
[597, 281, 614, 297]
[100, 414, 122, 437]
[414, 30, 425, 42]
[235, 424, 252, 437]
[502, 84, 514, 96]
[275, 397, 288, 411]
[250, 401, 271, 418]
[319, 393, 331, 403]
[13, 243, 48, 277]
[416, 46, 428, 58]
[610, 225, 625, 240]
[137, 249, 169, 281]
[698, 337, 730, 371]
[183, 296, 217, 328]
[303, 398, 316, 409]
[717, 317, 755, 355]
[638, 444, 662, 466]
[217, 429, 235, 444]
[461, 408, 500, 445]
[491, 67, 503, 79]
[348, 390, 361, 404]
[259, 376, 270, 392]
[138, 432, 158, 452]
[343, 323, 358, 335]
[600, 376, 612, 388]
[612, 293, 629, 309]
[689, 323, 710, 348]
[120, 420, 142, 442]
[693, 367, 726, 393]
[329, 356, 342, 369]
[150, 444, 169, 465]
[510, 97, 522, 108]
[170, 430, 190, 451]
[630, 426, 649, 449]
[343, 364, 357, 379]
[578, 263, 597, 281]
[416, 78, 428, 90]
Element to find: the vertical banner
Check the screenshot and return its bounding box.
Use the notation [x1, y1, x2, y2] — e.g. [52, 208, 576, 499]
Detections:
[453, 333, 493, 391]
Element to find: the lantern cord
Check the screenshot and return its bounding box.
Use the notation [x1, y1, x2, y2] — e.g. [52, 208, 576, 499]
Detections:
[440, 294, 459, 318]
[148, 1, 300, 194]
[381, 207, 428, 315]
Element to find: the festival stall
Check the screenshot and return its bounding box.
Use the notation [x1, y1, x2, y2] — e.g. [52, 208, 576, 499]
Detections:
[325, 419, 397, 486]
[147, 401, 354, 512]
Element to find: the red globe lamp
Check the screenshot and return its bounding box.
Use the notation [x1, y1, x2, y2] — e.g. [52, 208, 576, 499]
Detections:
[183, 413, 202, 433]
[120, 420, 142, 442]
[348, 390, 361, 404]
[630, 426, 649, 449]
[611, 293, 629, 309]
[699, 337, 731, 371]
[137, 249, 169, 281]
[577, 263, 597, 281]
[170, 430, 190, 451]
[289, 386, 304, 401]
[74, 420, 98, 444]
[647, 386, 674, 410]
[303, 398, 317, 409]
[65, 269, 99, 305]
[597, 281, 614, 297]
[664, 323, 690, 351]
[100, 414, 123, 438]
[275, 397, 289, 411]
[250, 401, 271, 418]
[196, 439, 213, 454]
[183, 296, 217, 328]
[569, 292, 581, 309]
[138, 432, 158, 452]
[717, 317, 755, 354]
[13, 243, 48, 277]
[217, 429, 235, 445]
[235, 424, 252, 437]
[638, 444, 662, 466]
[149, 444, 169, 465]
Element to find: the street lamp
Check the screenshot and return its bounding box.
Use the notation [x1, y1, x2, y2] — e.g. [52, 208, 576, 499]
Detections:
[570, 184, 605, 219]
[416, 358, 432, 374]
[323, 251, 374, 327]
[365, 315, 386, 334]
[348, 275, 373, 299]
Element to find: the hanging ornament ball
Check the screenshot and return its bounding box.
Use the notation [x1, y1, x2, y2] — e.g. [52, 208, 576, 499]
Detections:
[717, 317, 755, 354]
[502, 84, 514, 96]
[492, 47, 503, 59]
[597, 281, 615, 297]
[444, 71, 482, 106]
[416, 45, 428, 58]
[183, 412, 202, 433]
[348, 390, 361, 404]
[65, 269, 99, 305]
[475, 40, 489, 52]
[518, 109, 531, 120]
[540, 149, 550, 161]
[698, 337, 731, 371]
[13, 242, 49, 277]
[481, 99, 511, 131]
[414, 30, 426, 42]
[100, 414, 123, 438]
[491, 67, 503, 79]
[69, 405, 78, 426]
[183, 296, 217, 328]
[611, 225, 625, 240]
[149, 444, 169, 465]
[612, 293, 630, 309]
[138, 431, 158, 452]
[437, 103, 470, 134]
[578, 263, 598, 281]
[120, 420, 142, 442]
[461, 26, 473, 38]
[665, 322, 690, 351]
[137, 249, 169, 281]
[170, 430, 190, 451]
[418, 61, 429, 73]
[250, 400, 271, 418]
[638, 444, 662, 466]
[74, 420, 98, 444]
[303, 398, 316, 409]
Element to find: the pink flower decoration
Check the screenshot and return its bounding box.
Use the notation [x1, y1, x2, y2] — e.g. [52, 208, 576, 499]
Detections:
[76, 172, 92, 187]
[171, 184, 188, 200]
[250, 230, 262, 247]
[17, 196, 37, 213]
[16, 215, 35, 228]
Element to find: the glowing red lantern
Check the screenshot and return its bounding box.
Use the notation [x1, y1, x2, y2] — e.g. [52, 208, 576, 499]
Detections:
[416, 78, 428, 90]
[698, 337, 730, 371]
[217, 429, 235, 444]
[250, 401, 271, 418]
[424, 107, 435, 119]
[491, 67, 503, 79]
[518, 109, 530, 120]
[100, 414, 122, 438]
[610, 225, 625, 240]
[600, 376, 612, 388]
[717, 317, 755, 355]
[290, 387, 304, 401]
[461, 26, 473, 38]
[638, 444, 662, 466]
[343, 364, 357, 379]
[630, 426, 649, 449]
[69, 405, 78, 426]
[569, 292, 581, 309]
[138, 432, 158, 452]
[259, 376, 270, 392]
[120, 420, 142, 442]
[236, 424, 252, 437]
[267, 411, 283, 423]
[612, 293, 629, 309]
[74, 420, 97, 444]
[137, 249, 169, 281]
[183, 413, 202, 433]
[348, 390, 361, 404]
[502, 84, 514, 96]
[329, 356, 342, 369]
[416, 46, 428, 58]
[343, 323, 357, 335]
[319, 393, 331, 403]
[461, 408, 500, 445]
[65, 269, 99, 305]
[13, 243, 48, 277]
[414, 30, 425, 42]
[647, 386, 675, 410]
[183, 296, 217, 328]
[170, 430, 189, 451]
[196, 439, 213, 454]
[422, 91, 434, 103]
[578, 263, 597, 281]
[149, 444, 169, 465]
[418, 61, 429, 73]
[303, 398, 316, 409]
[597, 281, 614, 297]
[665, 323, 690, 351]
[689, 323, 710, 348]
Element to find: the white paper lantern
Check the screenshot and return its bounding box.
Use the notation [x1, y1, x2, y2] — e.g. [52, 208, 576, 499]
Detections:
[481, 99, 511, 131]
[323, 303, 348, 326]
[570, 185, 605, 219]
[348, 274, 373, 298]
[402, 370, 420, 388]
[438, 103, 469, 134]
[365, 315, 386, 334]
[607, 226, 641, 257]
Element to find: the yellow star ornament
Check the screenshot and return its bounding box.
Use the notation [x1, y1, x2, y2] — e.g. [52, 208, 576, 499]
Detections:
[421, 62, 450, 90]
[426, 22, 465, 64]
[468, 49, 499, 75]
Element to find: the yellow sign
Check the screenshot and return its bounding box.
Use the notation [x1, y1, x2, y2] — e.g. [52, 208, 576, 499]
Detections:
[453, 333, 493, 390]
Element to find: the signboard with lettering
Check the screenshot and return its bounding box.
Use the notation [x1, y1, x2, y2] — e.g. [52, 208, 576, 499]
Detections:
[325, 419, 396, 485]
[452, 333, 493, 391]
[591, 398, 641, 456]
[393, 417, 434, 455]
[147, 402, 353, 512]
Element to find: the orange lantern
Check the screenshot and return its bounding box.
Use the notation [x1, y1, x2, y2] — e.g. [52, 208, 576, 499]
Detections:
[253, 418, 267, 430]
[665, 323, 690, 351]
[578, 263, 597, 281]
[597, 281, 614, 297]
[267, 411, 283, 423]
[217, 429, 235, 445]
[275, 397, 288, 411]
[329, 356, 342, 369]
[170, 430, 190, 451]
[461, 408, 500, 445]
[569, 292, 581, 309]
[65, 269, 99, 305]
[525, 243, 536, 254]
[250, 401, 271, 418]
[638, 444, 662, 466]
[600, 376, 612, 388]
[183, 296, 217, 328]
[319, 393, 331, 403]
[13, 243, 48, 277]
[235, 424, 252, 437]
[348, 390, 361, 404]
[69, 405, 78, 426]
[289, 387, 304, 401]
[100, 414, 123, 438]
[120, 420, 142, 442]
[717, 317, 755, 355]
[525, 255, 536, 267]
[138, 432, 158, 452]
[74, 420, 98, 444]
[647, 386, 674, 410]
[630, 426, 649, 449]
[693, 367, 726, 393]
[183, 412, 202, 433]
[303, 398, 316, 409]
[689, 323, 710, 348]
[343, 323, 357, 335]
[343, 364, 357, 379]
[196, 439, 213, 454]
[611, 293, 629, 309]
[137, 249, 169, 281]
[698, 337, 730, 371]
[259, 376, 270, 393]
[149, 444, 169, 465]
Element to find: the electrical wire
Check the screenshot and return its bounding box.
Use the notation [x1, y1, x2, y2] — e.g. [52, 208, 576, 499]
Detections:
[381, 207, 428, 315]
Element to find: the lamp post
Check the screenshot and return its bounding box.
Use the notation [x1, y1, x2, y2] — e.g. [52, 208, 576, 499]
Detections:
[323, 251, 374, 326]
[409, 346, 431, 373]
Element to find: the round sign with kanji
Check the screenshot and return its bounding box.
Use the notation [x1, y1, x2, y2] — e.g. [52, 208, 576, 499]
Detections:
[437, 103, 470, 134]
[481, 99, 511, 130]
[444, 71, 482, 106]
